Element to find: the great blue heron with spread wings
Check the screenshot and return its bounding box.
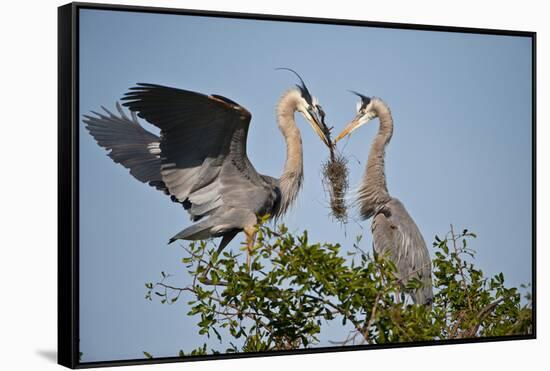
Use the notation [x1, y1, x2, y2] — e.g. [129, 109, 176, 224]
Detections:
[334, 92, 433, 305]
[83, 70, 330, 260]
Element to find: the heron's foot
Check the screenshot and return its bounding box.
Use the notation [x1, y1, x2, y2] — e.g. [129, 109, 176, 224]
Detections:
[244, 225, 257, 272]
[246, 247, 252, 271]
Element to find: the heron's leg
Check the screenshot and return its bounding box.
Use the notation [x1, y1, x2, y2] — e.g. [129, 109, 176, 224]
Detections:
[392, 289, 408, 305]
[244, 225, 257, 269]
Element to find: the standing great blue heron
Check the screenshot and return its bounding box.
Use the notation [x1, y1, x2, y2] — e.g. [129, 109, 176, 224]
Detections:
[334, 92, 433, 305]
[83, 71, 330, 259]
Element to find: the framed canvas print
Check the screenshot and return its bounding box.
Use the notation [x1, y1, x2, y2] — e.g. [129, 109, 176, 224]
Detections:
[58, 2, 536, 368]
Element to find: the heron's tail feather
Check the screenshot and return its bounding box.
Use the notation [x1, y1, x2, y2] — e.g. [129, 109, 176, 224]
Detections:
[167, 217, 241, 251]
[168, 219, 215, 244]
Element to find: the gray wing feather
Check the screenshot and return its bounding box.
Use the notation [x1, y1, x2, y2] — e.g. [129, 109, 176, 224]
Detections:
[121, 84, 244, 204]
[83, 102, 165, 190]
[121, 83, 280, 239]
[372, 198, 433, 304]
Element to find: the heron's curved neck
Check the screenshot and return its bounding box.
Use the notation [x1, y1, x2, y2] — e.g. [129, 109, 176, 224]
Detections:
[358, 99, 393, 219]
[275, 89, 304, 216]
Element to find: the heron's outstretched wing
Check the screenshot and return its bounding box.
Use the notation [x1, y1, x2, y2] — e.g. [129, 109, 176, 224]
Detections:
[83, 103, 167, 192]
[121, 83, 280, 240]
[372, 198, 433, 304]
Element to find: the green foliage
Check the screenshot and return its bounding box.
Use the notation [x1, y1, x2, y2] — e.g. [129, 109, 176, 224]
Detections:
[144, 222, 532, 357]
[431, 227, 532, 338]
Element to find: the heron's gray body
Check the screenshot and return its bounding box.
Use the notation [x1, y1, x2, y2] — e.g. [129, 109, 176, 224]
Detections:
[83, 81, 324, 252]
[347, 97, 434, 305]
[371, 198, 433, 305]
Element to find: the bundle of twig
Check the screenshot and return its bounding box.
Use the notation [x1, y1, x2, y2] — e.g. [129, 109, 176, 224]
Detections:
[322, 147, 349, 223]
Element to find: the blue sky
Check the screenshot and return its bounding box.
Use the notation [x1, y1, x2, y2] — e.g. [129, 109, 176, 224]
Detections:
[79, 9, 532, 362]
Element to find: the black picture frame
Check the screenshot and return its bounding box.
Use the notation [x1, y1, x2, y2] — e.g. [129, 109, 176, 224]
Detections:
[58, 2, 537, 368]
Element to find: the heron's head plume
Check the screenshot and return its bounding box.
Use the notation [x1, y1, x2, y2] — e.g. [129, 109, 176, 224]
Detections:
[334, 91, 378, 142]
[276, 67, 331, 148]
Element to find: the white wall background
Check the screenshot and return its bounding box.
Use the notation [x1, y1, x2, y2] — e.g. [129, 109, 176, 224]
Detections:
[0, 0, 546, 370]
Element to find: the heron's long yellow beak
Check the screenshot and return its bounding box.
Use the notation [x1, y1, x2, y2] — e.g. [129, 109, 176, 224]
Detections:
[312, 121, 331, 148]
[305, 111, 331, 148]
[334, 117, 362, 143]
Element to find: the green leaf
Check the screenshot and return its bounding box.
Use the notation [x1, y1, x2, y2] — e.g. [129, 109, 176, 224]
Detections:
[148, 224, 532, 351]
